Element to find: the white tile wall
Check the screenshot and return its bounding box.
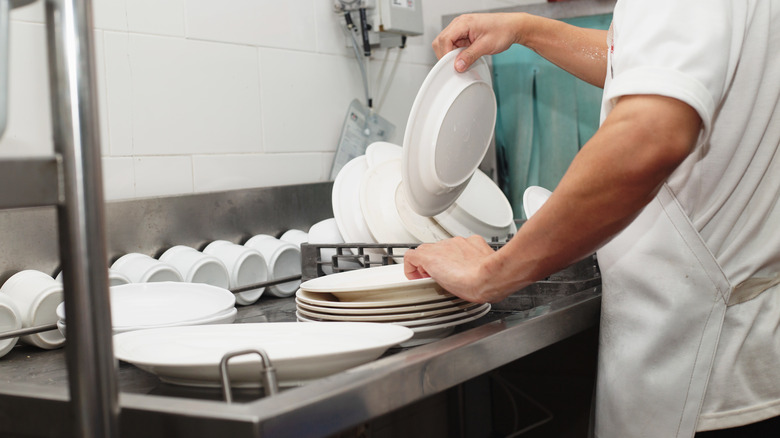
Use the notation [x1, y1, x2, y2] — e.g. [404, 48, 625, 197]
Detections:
[2, 21, 51, 157]
[101, 157, 135, 199]
[186, 0, 317, 51]
[0, 0, 542, 200]
[192, 152, 329, 193]
[133, 156, 193, 198]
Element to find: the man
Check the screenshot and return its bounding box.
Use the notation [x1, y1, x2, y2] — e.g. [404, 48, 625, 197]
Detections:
[404, 2, 780, 437]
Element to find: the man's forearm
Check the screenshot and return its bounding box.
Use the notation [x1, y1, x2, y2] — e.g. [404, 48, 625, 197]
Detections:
[519, 13, 609, 88]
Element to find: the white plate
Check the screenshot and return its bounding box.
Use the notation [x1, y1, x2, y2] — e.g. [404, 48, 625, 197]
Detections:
[113, 322, 414, 387]
[365, 141, 403, 168]
[295, 292, 465, 314]
[402, 48, 497, 216]
[300, 264, 436, 293]
[332, 155, 377, 245]
[296, 288, 458, 309]
[56, 282, 235, 329]
[297, 304, 491, 347]
[523, 185, 552, 219]
[57, 307, 237, 337]
[359, 159, 420, 246]
[330, 286, 453, 304]
[434, 169, 514, 241]
[395, 182, 452, 243]
[296, 302, 487, 327]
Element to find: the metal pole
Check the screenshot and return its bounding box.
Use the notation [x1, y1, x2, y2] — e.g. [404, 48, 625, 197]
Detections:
[43, 0, 118, 437]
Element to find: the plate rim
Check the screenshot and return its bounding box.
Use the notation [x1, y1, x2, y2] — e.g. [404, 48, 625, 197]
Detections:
[402, 48, 496, 216]
[113, 321, 414, 368]
[299, 264, 437, 293]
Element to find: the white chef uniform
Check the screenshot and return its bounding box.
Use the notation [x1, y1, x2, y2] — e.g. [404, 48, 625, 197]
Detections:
[594, 1, 780, 436]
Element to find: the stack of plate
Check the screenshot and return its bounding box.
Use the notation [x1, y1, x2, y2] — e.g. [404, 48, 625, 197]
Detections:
[296, 264, 490, 347]
[56, 282, 237, 336]
[332, 48, 515, 248]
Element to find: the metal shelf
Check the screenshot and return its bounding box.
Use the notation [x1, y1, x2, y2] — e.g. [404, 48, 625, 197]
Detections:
[1, 0, 116, 436]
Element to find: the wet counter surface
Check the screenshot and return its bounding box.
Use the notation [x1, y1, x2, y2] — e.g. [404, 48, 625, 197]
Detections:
[0, 280, 600, 438]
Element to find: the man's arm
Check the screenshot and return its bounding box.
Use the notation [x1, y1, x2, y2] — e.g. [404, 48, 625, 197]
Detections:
[434, 13, 608, 87]
[404, 94, 702, 302]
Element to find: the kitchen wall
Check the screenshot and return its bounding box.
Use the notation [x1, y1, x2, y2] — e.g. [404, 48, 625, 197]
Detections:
[1, 0, 540, 201]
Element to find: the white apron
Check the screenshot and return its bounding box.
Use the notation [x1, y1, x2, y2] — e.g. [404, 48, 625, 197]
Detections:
[594, 184, 731, 437]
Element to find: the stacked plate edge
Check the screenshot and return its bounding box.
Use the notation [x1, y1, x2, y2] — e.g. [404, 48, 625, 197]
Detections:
[297, 265, 490, 347]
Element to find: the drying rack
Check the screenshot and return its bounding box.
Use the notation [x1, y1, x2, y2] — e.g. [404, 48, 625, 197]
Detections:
[0, 0, 117, 436]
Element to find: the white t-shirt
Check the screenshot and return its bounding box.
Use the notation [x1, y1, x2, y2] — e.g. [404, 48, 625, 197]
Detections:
[601, 0, 780, 431]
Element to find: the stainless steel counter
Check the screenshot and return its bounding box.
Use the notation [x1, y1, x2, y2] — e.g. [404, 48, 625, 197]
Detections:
[0, 183, 601, 436]
[0, 285, 600, 438]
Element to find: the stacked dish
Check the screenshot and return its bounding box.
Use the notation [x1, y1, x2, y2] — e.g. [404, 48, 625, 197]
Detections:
[331, 48, 515, 248]
[55, 282, 237, 336]
[296, 264, 490, 347]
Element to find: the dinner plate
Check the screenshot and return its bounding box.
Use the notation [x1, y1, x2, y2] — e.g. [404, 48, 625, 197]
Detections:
[402, 48, 497, 216]
[296, 302, 487, 327]
[365, 141, 403, 168]
[295, 293, 465, 314]
[433, 169, 514, 241]
[395, 182, 452, 243]
[359, 159, 419, 246]
[297, 304, 491, 347]
[57, 307, 237, 337]
[332, 155, 378, 245]
[523, 185, 552, 219]
[56, 282, 235, 329]
[113, 322, 414, 387]
[330, 285, 452, 304]
[296, 288, 458, 309]
[299, 264, 436, 293]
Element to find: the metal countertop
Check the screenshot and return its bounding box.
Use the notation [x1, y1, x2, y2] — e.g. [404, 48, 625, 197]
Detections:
[0, 286, 600, 438]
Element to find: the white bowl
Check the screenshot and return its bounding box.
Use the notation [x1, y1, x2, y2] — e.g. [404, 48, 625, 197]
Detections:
[433, 169, 515, 241]
[0, 270, 64, 349]
[523, 185, 552, 219]
[56, 268, 132, 286]
[0, 294, 22, 357]
[307, 218, 361, 274]
[244, 235, 301, 297]
[159, 245, 230, 288]
[111, 253, 183, 283]
[203, 240, 268, 305]
[280, 229, 309, 248]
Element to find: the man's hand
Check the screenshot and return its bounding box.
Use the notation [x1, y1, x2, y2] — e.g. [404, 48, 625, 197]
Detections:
[403, 236, 505, 303]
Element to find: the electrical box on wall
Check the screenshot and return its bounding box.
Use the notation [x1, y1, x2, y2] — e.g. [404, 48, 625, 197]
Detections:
[377, 0, 423, 36]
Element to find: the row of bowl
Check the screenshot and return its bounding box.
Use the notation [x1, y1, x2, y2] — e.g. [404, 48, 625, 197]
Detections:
[0, 228, 331, 358]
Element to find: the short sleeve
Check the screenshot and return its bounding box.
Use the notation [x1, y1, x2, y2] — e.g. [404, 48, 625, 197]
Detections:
[604, 0, 739, 143]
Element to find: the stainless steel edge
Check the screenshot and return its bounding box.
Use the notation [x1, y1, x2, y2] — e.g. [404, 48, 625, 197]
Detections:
[44, 0, 118, 436]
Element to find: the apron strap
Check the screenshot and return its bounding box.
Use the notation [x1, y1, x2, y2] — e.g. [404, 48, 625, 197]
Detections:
[730, 274, 780, 306]
[658, 185, 733, 303]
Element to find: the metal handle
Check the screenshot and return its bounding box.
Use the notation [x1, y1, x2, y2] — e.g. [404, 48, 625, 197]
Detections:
[219, 348, 279, 403]
[0, 323, 58, 340]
